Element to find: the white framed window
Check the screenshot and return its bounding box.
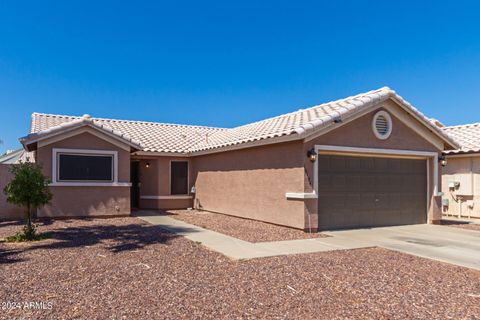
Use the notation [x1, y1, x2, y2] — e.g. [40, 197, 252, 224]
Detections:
[51, 148, 123, 186]
[372, 110, 393, 140]
[170, 160, 189, 195]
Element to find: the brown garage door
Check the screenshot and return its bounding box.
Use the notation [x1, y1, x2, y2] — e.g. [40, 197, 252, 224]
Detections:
[318, 155, 427, 230]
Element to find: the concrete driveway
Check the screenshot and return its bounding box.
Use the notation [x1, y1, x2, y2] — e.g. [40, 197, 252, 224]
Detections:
[324, 224, 480, 270]
[139, 212, 480, 269]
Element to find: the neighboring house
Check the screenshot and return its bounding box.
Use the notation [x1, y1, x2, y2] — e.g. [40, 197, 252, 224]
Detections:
[0, 148, 33, 164]
[0, 149, 34, 220]
[9, 87, 459, 230]
[440, 123, 480, 218]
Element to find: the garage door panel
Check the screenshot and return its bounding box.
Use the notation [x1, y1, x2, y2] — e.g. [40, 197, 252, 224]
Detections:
[375, 175, 392, 190]
[389, 193, 406, 208]
[373, 158, 388, 171]
[321, 193, 346, 210]
[362, 176, 377, 191]
[332, 176, 347, 190]
[360, 193, 376, 210]
[330, 157, 346, 172]
[410, 176, 427, 192]
[346, 193, 361, 207]
[317, 174, 332, 191]
[374, 193, 391, 210]
[318, 155, 427, 230]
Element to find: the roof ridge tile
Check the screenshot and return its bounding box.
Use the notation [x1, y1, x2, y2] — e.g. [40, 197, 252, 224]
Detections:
[443, 122, 480, 130]
[32, 112, 228, 131]
[26, 86, 458, 154]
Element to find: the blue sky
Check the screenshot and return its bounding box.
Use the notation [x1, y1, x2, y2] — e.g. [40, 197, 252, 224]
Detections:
[1, 1, 480, 152]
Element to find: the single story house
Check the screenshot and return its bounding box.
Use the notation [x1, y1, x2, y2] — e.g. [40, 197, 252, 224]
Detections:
[0, 148, 33, 164]
[440, 123, 480, 218]
[11, 87, 460, 230]
[0, 149, 34, 220]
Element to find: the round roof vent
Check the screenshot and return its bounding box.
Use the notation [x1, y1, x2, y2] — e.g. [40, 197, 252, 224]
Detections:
[372, 110, 392, 140]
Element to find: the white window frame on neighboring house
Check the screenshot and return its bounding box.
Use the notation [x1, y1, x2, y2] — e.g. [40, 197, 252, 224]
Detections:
[51, 148, 130, 187]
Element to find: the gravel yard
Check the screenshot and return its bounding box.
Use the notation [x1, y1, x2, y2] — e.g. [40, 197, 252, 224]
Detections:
[165, 209, 328, 242]
[449, 224, 480, 231]
[0, 217, 479, 319]
[441, 219, 480, 231]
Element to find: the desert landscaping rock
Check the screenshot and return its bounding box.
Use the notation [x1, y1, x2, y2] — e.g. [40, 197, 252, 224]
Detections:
[1, 217, 479, 319]
[441, 219, 480, 231]
[165, 209, 327, 242]
[451, 224, 480, 231]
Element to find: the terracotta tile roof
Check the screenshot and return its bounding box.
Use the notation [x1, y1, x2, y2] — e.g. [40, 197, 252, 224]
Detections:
[24, 87, 459, 154]
[190, 87, 459, 152]
[442, 123, 480, 154]
[28, 113, 226, 153]
[25, 114, 144, 150]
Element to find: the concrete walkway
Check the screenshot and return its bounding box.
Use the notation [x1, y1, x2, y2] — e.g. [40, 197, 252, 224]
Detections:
[136, 213, 371, 260]
[324, 224, 480, 270]
[137, 213, 480, 270]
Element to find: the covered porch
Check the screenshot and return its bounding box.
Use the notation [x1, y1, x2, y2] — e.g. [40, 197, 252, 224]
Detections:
[129, 154, 194, 211]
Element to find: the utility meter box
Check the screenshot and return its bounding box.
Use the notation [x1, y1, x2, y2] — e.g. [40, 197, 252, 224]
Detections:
[466, 200, 475, 209]
[448, 181, 460, 189]
[455, 174, 473, 196]
[442, 198, 449, 207]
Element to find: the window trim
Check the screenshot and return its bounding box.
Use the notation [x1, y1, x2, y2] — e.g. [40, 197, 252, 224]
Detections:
[52, 148, 119, 186]
[57, 153, 114, 183]
[169, 160, 189, 196]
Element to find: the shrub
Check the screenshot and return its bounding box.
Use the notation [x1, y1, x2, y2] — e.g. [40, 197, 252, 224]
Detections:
[5, 225, 51, 242]
[3, 162, 53, 242]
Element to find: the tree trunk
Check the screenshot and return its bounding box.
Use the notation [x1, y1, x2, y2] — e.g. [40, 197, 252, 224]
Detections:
[26, 202, 33, 233]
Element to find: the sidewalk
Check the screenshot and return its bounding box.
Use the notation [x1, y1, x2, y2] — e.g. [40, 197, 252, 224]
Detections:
[136, 212, 371, 260]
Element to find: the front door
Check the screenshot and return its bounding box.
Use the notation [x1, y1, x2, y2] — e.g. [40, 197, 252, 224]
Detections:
[130, 161, 140, 209]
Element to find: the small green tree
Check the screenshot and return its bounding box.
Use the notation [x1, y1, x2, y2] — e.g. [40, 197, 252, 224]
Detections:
[4, 162, 53, 241]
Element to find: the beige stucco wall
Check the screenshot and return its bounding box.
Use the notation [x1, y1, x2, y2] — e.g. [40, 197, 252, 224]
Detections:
[0, 164, 25, 220]
[303, 102, 443, 226]
[442, 156, 480, 218]
[134, 157, 194, 209]
[191, 141, 306, 229]
[19, 99, 447, 227]
[191, 101, 445, 230]
[39, 186, 130, 217]
[36, 131, 131, 217]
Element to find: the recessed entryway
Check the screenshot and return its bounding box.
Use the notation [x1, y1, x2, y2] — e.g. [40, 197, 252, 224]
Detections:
[130, 161, 140, 209]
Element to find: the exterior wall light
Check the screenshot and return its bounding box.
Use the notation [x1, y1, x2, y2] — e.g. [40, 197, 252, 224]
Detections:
[145, 162, 150, 168]
[307, 148, 317, 162]
[439, 155, 447, 167]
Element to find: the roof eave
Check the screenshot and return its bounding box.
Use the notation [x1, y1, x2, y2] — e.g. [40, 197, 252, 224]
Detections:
[388, 95, 461, 150]
[295, 89, 392, 139]
[21, 120, 143, 152]
[132, 150, 190, 157]
[444, 149, 480, 156]
[189, 132, 302, 156]
[292, 92, 460, 151]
